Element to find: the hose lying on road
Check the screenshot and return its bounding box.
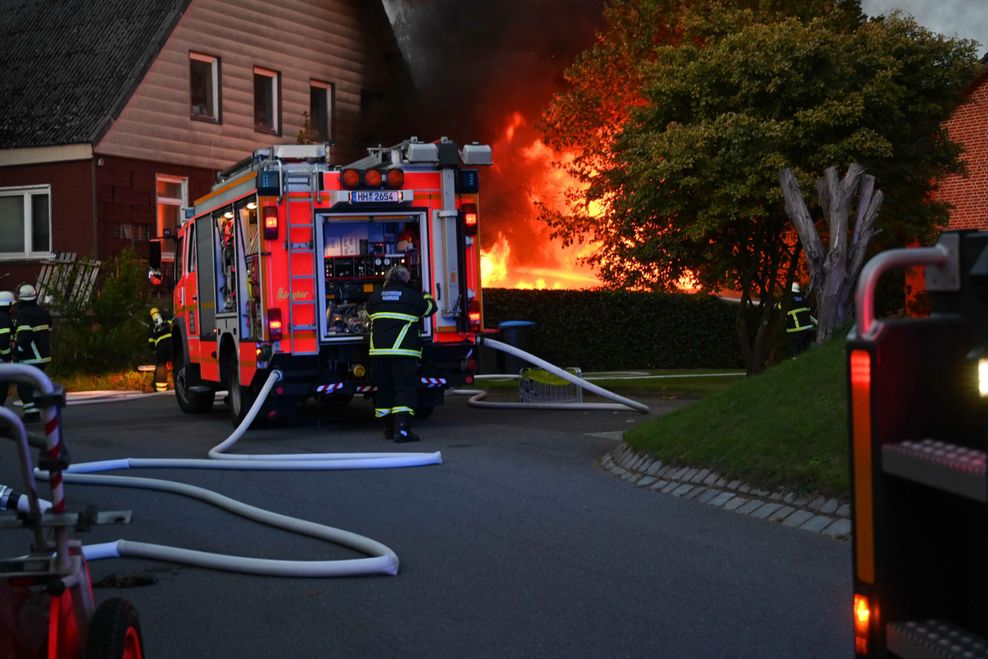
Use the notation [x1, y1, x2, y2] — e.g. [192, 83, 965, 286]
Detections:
[20, 369, 443, 578]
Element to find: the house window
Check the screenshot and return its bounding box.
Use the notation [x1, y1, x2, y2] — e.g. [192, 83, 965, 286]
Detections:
[254, 67, 280, 134]
[0, 185, 51, 259]
[156, 174, 188, 261]
[309, 80, 334, 142]
[190, 52, 221, 122]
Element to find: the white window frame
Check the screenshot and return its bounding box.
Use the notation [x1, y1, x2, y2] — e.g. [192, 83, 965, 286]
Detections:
[0, 184, 51, 261]
[156, 174, 188, 262]
[190, 52, 220, 122]
[310, 79, 334, 142]
[253, 66, 280, 134]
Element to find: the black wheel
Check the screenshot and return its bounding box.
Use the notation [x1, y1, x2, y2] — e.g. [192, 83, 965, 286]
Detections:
[414, 405, 434, 420]
[85, 597, 144, 659]
[224, 353, 259, 427]
[174, 360, 214, 413]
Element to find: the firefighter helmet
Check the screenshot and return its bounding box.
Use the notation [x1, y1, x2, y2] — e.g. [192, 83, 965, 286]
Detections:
[791, 283, 801, 294]
[150, 307, 160, 318]
[17, 283, 38, 302]
[0, 291, 13, 307]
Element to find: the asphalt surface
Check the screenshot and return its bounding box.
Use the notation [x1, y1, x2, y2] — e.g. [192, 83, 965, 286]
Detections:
[0, 390, 852, 658]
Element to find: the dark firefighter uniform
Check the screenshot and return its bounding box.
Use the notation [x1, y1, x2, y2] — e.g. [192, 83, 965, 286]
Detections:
[148, 307, 172, 392]
[0, 291, 14, 407]
[14, 284, 52, 422]
[786, 285, 815, 357]
[366, 271, 437, 442]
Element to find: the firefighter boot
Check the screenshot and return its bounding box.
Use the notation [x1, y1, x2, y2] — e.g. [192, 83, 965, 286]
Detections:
[383, 414, 395, 440]
[395, 413, 419, 443]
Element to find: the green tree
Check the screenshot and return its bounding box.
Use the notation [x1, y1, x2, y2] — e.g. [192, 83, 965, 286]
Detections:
[541, 1, 978, 372]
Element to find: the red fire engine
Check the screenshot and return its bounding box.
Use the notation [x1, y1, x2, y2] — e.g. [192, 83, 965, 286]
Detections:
[153, 138, 491, 424]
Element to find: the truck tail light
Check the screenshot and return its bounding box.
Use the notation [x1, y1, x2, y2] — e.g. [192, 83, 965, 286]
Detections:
[850, 349, 875, 584]
[364, 168, 383, 187]
[341, 168, 361, 189]
[263, 206, 279, 240]
[460, 203, 478, 237]
[853, 593, 872, 655]
[386, 169, 404, 188]
[468, 298, 481, 332]
[267, 308, 283, 341]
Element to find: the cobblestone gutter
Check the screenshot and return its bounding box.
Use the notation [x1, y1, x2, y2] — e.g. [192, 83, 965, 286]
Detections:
[602, 442, 851, 540]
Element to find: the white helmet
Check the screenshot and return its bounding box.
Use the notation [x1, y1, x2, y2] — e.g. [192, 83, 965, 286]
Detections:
[17, 283, 38, 302]
[791, 283, 801, 294]
[0, 291, 13, 307]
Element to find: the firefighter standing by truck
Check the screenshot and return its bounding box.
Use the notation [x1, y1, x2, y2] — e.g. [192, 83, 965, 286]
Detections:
[14, 284, 51, 422]
[148, 306, 172, 393]
[0, 291, 14, 408]
[367, 265, 437, 442]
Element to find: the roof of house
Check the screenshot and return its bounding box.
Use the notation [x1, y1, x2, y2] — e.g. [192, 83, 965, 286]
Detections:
[0, 0, 189, 150]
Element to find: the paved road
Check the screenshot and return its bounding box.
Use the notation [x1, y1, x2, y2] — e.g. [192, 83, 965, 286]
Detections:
[0, 391, 852, 658]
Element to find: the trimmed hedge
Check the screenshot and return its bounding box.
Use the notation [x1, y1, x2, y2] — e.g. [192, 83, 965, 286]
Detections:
[481, 288, 744, 371]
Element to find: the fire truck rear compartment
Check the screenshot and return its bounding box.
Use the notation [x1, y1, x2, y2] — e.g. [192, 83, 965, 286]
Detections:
[317, 212, 428, 341]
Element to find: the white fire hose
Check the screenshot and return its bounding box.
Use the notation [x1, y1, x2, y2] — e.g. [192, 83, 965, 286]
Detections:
[6, 340, 646, 577]
[463, 337, 650, 414]
[5, 368, 443, 578]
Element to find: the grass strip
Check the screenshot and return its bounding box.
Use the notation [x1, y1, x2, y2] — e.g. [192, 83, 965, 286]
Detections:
[624, 336, 849, 498]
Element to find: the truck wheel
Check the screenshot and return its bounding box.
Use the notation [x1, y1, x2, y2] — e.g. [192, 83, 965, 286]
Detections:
[224, 354, 258, 427]
[84, 597, 144, 659]
[414, 405, 434, 420]
[174, 361, 214, 414]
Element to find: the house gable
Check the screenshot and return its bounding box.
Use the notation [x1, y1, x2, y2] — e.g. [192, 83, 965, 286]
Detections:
[95, 0, 414, 169]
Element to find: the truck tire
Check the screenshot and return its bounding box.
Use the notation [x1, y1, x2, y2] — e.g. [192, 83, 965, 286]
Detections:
[174, 361, 214, 414]
[224, 353, 258, 427]
[84, 597, 144, 659]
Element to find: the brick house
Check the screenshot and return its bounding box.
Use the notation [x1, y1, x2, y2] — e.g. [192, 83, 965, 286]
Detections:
[936, 67, 988, 232]
[0, 0, 414, 288]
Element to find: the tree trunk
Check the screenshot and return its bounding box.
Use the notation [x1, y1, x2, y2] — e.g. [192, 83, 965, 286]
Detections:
[779, 165, 883, 344]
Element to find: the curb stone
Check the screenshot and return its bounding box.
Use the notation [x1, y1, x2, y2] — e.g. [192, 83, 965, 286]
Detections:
[602, 441, 850, 540]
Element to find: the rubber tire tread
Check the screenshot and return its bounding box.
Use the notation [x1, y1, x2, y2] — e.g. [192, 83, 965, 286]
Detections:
[84, 597, 143, 659]
[174, 361, 214, 414]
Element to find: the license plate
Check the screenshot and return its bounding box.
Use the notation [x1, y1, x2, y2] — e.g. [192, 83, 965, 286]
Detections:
[351, 190, 401, 203]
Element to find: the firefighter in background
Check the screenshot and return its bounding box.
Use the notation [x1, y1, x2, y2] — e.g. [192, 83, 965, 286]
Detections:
[0, 291, 14, 408]
[148, 307, 172, 392]
[14, 284, 51, 422]
[786, 283, 817, 357]
[367, 265, 436, 442]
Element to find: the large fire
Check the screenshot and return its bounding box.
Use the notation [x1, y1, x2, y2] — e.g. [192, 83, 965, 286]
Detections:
[479, 112, 603, 290]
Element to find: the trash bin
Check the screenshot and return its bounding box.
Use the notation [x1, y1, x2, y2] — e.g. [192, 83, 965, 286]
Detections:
[497, 320, 535, 374]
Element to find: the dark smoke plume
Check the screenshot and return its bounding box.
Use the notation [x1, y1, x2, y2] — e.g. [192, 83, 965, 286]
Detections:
[383, 0, 605, 279]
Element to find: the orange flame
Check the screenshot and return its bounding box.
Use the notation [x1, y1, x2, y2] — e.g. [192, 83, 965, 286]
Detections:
[480, 112, 603, 290]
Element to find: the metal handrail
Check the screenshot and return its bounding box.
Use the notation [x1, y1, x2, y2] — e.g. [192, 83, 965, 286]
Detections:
[855, 245, 951, 339]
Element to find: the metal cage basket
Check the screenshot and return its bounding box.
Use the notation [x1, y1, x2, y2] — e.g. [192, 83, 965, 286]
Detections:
[518, 367, 583, 404]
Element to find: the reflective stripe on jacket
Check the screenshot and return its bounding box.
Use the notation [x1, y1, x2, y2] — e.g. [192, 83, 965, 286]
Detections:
[786, 293, 814, 333]
[15, 301, 52, 365]
[149, 320, 172, 347]
[366, 283, 437, 358]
